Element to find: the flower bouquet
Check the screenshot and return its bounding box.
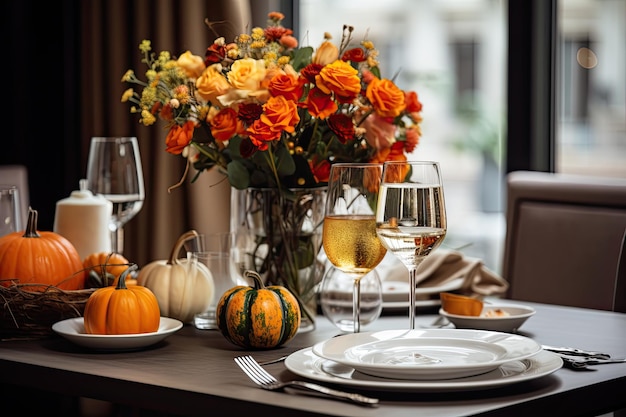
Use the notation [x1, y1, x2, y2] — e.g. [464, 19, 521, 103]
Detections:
[121, 11, 424, 328]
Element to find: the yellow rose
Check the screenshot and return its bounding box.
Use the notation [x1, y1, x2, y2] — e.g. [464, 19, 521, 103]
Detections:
[315, 60, 361, 103]
[312, 41, 339, 66]
[176, 51, 206, 79]
[227, 58, 267, 91]
[196, 65, 231, 105]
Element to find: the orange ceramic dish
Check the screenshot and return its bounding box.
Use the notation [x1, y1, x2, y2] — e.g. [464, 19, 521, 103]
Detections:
[440, 292, 484, 316]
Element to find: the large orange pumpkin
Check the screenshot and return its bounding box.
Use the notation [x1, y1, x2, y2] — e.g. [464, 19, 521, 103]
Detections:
[0, 208, 86, 291]
[83, 264, 160, 335]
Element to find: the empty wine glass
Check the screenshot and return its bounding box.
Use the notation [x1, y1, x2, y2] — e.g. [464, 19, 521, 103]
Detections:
[86, 137, 145, 255]
[376, 161, 447, 330]
[322, 163, 387, 333]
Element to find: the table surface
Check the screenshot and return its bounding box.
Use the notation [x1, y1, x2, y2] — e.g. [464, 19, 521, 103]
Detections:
[1, 301, 625, 417]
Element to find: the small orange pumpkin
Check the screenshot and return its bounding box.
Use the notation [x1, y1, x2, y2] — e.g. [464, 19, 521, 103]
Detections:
[83, 264, 160, 334]
[0, 208, 86, 291]
[83, 251, 130, 287]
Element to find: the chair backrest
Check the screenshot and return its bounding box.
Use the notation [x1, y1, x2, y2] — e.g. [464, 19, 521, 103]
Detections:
[0, 164, 30, 228]
[503, 170, 626, 311]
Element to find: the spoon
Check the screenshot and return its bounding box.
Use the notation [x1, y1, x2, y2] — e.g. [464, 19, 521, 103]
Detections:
[561, 357, 626, 370]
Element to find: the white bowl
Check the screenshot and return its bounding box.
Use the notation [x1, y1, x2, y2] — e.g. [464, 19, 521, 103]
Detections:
[439, 304, 536, 332]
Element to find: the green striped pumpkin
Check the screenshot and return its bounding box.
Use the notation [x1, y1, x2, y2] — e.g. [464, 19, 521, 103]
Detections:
[216, 270, 301, 349]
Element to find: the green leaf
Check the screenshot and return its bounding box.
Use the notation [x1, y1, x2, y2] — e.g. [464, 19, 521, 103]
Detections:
[291, 46, 314, 72]
[227, 160, 250, 189]
[275, 145, 296, 177]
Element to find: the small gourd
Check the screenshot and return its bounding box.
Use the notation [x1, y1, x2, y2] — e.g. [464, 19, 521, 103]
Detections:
[136, 230, 214, 323]
[83, 251, 130, 287]
[83, 264, 160, 334]
[216, 270, 300, 349]
[0, 207, 86, 291]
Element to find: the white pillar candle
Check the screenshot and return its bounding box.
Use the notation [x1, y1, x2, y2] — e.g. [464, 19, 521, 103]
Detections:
[53, 179, 113, 260]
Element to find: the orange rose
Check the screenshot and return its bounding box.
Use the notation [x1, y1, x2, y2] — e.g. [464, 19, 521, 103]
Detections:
[259, 95, 300, 134]
[210, 108, 239, 142]
[268, 73, 304, 102]
[315, 60, 361, 103]
[309, 156, 331, 183]
[404, 125, 420, 153]
[176, 51, 206, 79]
[165, 120, 195, 155]
[304, 87, 338, 119]
[405, 90, 423, 113]
[248, 95, 300, 146]
[366, 78, 406, 118]
[196, 65, 231, 105]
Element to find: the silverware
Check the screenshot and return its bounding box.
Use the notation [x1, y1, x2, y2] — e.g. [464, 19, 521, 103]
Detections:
[561, 356, 626, 370]
[258, 355, 288, 366]
[234, 355, 379, 406]
[541, 345, 612, 360]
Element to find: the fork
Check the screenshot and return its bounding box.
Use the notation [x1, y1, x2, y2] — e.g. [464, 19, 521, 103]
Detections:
[234, 355, 379, 406]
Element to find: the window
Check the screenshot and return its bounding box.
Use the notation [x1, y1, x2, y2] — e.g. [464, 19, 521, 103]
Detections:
[299, 0, 507, 273]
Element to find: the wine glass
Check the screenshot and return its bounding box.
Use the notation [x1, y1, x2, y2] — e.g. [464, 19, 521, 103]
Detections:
[322, 163, 387, 333]
[86, 137, 145, 255]
[376, 161, 447, 330]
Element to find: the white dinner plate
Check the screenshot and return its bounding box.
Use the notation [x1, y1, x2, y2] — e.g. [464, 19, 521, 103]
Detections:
[52, 317, 183, 351]
[285, 348, 562, 392]
[312, 328, 542, 380]
[382, 278, 464, 309]
[440, 304, 536, 332]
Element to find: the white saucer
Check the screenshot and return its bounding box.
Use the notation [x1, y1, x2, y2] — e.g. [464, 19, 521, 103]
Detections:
[440, 304, 536, 332]
[312, 328, 542, 380]
[52, 317, 183, 351]
[285, 348, 562, 392]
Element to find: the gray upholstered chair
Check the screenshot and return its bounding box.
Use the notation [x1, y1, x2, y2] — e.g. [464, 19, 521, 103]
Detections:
[502, 170, 626, 312]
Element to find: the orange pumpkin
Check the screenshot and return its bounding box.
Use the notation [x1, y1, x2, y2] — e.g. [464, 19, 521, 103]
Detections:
[83, 251, 131, 287]
[0, 208, 86, 291]
[83, 264, 160, 334]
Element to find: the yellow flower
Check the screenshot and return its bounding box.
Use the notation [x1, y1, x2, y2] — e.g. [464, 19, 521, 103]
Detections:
[176, 51, 206, 79]
[227, 58, 266, 91]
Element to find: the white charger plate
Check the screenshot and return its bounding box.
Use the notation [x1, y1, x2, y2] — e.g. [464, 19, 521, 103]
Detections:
[285, 348, 562, 392]
[312, 328, 542, 380]
[52, 317, 183, 351]
[440, 304, 536, 332]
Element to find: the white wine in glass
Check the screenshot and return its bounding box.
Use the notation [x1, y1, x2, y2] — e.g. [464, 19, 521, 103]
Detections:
[86, 137, 145, 255]
[376, 161, 447, 330]
[323, 163, 387, 333]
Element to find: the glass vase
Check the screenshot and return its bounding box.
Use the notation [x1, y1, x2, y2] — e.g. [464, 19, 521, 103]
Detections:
[230, 187, 327, 332]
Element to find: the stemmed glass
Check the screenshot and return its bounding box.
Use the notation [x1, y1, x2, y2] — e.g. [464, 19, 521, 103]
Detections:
[323, 163, 387, 333]
[86, 137, 145, 255]
[376, 161, 447, 330]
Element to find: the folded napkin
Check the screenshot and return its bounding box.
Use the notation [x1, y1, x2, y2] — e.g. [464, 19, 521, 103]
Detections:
[377, 249, 509, 297]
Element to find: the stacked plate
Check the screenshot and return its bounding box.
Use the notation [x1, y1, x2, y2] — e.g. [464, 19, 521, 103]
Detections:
[285, 329, 562, 392]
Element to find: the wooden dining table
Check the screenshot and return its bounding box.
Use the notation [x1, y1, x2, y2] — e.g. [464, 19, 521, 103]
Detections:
[1, 300, 625, 416]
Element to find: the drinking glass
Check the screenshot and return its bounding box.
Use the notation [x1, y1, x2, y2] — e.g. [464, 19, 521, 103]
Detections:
[0, 185, 21, 236]
[376, 161, 447, 330]
[86, 137, 145, 255]
[322, 163, 387, 333]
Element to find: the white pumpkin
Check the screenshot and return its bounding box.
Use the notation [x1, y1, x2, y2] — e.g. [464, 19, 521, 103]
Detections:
[137, 230, 214, 323]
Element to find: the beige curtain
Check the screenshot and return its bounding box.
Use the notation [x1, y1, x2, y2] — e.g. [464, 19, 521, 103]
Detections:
[79, 0, 252, 267]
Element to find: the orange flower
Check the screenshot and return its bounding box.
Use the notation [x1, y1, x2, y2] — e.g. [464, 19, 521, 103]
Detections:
[248, 95, 300, 146]
[366, 77, 406, 118]
[315, 60, 361, 103]
[165, 120, 195, 155]
[268, 73, 304, 102]
[405, 125, 421, 153]
[405, 90, 423, 113]
[305, 87, 338, 119]
[309, 156, 331, 183]
[210, 108, 239, 142]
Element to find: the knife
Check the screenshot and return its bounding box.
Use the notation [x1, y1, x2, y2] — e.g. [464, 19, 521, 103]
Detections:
[542, 345, 611, 360]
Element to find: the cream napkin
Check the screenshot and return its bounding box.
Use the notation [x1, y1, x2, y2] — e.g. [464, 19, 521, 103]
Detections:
[377, 249, 509, 297]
